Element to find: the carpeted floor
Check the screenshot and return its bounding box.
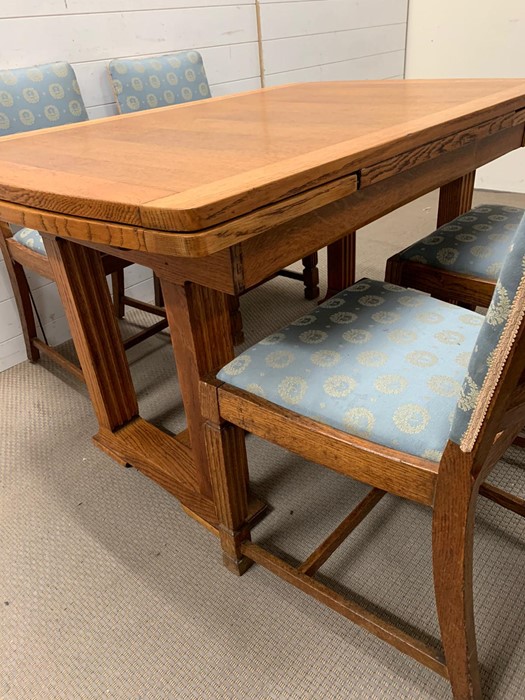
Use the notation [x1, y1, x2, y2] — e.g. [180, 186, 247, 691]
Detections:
[2, 190, 525, 699]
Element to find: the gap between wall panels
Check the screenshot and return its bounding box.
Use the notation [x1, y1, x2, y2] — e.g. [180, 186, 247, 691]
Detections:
[255, 0, 265, 87]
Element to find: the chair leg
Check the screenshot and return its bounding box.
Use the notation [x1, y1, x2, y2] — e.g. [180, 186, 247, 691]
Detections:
[432, 447, 482, 700]
[153, 273, 164, 307]
[228, 294, 244, 346]
[0, 233, 40, 362]
[384, 255, 405, 286]
[302, 253, 320, 300]
[111, 268, 125, 318]
[204, 412, 252, 575]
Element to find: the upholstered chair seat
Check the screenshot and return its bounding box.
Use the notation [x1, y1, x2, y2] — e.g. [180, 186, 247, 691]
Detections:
[385, 204, 525, 309]
[218, 279, 483, 460]
[393, 204, 524, 280]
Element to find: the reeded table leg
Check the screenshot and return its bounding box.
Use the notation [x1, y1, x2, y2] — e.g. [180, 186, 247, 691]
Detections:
[437, 171, 476, 228]
[325, 232, 356, 299]
[160, 279, 235, 498]
[159, 278, 267, 528]
[44, 235, 139, 433]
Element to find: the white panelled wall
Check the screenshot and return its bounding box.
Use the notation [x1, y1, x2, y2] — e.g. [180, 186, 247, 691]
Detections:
[0, 0, 409, 372]
[405, 0, 525, 194]
[259, 0, 408, 86]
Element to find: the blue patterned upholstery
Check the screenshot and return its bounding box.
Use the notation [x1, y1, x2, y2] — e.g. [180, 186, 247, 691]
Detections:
[0, 62, 87, 134]
[0, 62, 88, 254]
[12, 227, 46, 255]
[451, 214, 525, 449]
[396, 205, 524, 280]
[218, 280, 483, 461]
[108, 51, 210, 114]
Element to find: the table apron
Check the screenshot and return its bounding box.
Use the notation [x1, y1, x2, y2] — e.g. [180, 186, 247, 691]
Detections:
[239, 123, 524, 290]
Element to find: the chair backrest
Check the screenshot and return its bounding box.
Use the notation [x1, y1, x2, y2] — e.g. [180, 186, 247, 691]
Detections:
[108, 50, 210, 114]
[450, 213, 525, 453]
[0, 62, 88, 135]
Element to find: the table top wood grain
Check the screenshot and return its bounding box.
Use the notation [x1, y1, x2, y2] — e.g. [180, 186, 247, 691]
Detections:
[0, 79, 524, 243]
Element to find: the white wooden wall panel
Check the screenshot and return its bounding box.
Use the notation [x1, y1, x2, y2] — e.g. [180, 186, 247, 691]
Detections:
[0, 297, 22, 345]
[263, 24, 406, 76]
[211, 76, 261, 96]
[0, 334, 25, 369]
[0, 0, 65, 18]
[0, 8, 257, 66]
[264, 52, 405, 86]
[0, 261, 11, 303]
[68, 0, 254, 12]
[0, 0, 408, 372]
[3, 0, 248, 18]
[259, 0, 408, 84]
[259, 0, 408, 40]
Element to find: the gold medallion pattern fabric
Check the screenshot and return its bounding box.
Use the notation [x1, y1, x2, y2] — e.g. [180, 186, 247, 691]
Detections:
[1, 62, 89, 252]
[218, 280, 483, 461]
[108, 51, 210, 114]
[450, 215, 525, 448]
[0, 62, 87, 135]
[396, 204, 524, 280]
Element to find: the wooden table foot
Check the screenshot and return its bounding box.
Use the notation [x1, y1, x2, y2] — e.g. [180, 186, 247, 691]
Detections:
[182, 493, 268, 536]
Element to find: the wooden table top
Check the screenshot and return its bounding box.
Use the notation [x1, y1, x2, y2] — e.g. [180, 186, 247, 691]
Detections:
[0, 79, 524, 239]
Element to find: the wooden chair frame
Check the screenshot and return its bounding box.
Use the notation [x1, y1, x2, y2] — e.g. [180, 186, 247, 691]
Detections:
[0, 221, 168, 381]
[202, 307, 525, 699]
[385, 255, 496, 309]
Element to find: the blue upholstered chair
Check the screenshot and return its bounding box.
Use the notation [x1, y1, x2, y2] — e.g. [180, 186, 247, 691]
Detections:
[108, 50, 210, 113]
[385, 203, 525, 308]
[107, 51, 320, 340]
[0, 62, 167, 379]
[205, 214, 525, 699]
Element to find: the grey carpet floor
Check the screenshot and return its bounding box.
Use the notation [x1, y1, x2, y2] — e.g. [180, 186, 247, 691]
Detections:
[2, 190, 525, 699]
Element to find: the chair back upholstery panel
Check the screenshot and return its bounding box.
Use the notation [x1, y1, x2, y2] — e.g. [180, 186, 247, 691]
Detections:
[451, 215, 525, 450]
[0, 62, 89, 251]
[108, 51, 210, 114]
[0, 62, 88, 135]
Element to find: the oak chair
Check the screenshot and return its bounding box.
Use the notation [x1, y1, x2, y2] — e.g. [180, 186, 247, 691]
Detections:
[107, 50, 320, 341]
[204, 214, 525, 699]
[0, 62, 168, 381]
[385, 203, 524, 308]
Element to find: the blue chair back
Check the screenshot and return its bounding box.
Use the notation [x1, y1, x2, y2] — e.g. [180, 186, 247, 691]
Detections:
[108, 50, 210, 114]
[0, 62, 88, 135]
[451, 212, 525, 450]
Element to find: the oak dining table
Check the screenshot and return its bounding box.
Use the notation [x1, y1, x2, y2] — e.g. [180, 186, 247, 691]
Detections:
[1, 79, 524, 534]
